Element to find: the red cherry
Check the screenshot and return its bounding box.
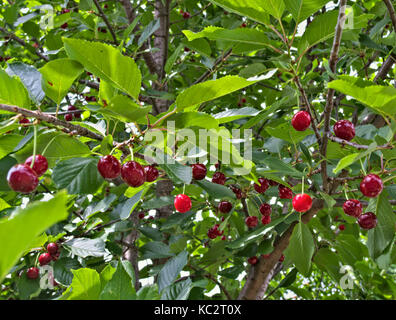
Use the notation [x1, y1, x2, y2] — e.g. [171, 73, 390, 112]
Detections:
[229, 185, 242, 199]
[98, 155, 121, 179]
[292, 194, 313, 213]
[174, 194, 192, 213]
[61, 8, 70, 14]
[279, 254, 285, 262]
[121, 161, 145, 187]
[339, 224, 345, 231]
[212, 172, 226, 185]
[38, 253, 52, 266]
[61, 23, 68, 29]
[291, 111, 311, 131]
[221, 236, 226, 241]
[64, 113, 73, 121]
[182, 11, 190, 19]
[261, 215, 271, 225]
[24, 155, 48, 177]
[358, 212, 377, 230]
[47, 243, 58, 255]
[207, 228, 218, 239]
[360, 174, 383, 198]
[68, 105, 81, 118]
[26, 267, 39, 280]
[333, 120, 355, 141]
[7, 164, 39, 193]
[144, 165, 159, 182]
[245, 216, 258, 228]
[191, 163, 207, 180]
[259, 203, 272, 216]
[218, 201, 232, 213]
[254, 178, 269, 194]
[343, 199, 362, 217]
[279, 185, 293, 199]
[268, 180, 279, 186]
[19, 118, 30, 124]
[184, 47, 190, 52]
[241, 98, 247, 104]
[240, 23, 247, 28]
[248, 256, 258, 265]
[138, 212, 145, 219]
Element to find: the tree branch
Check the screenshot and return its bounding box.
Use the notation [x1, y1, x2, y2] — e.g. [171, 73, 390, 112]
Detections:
[93, 0, 118, 44]
[327, 133, 394, 150]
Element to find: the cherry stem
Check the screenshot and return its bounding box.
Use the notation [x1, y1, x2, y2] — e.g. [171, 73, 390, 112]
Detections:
[183, 184, 186, 194]
[129, 146, 134, 161]
[302, 174, 305, 194]
[359, 159, 367, 176]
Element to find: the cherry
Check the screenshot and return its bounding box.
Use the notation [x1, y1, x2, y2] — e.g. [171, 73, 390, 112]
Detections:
[138, 212, 145, 219]
[268, 180, 279, 186]
[279, 254, 285, 262]
[259, 203, 272, 216]
[61, 8, 70, 14]
[221, 236, 226, 241]
[25, 155, 48, 177]
[291, 111, 311, 131]
[278, 185, 293, 199]
[61, 23, 68, 29]
[191, 163, 207, 180]
[26, 267, 39, 280]
[245, 216, 258, 228]
[174, 194, 192, 213]
[241, 98, 247, 104]
[261, 215, 271, 225]
[38, 253, 52, 266]
[248, 256, 258, 265]
[7, 164, 39, 193]
[184, 47, 190, 52]
[292, 194, 313, 213]
[47, 243, 58, 256]
[182, 11, 190, 19]
[339, 224, 345, 231]
[218, 201, 232, 213]
[229, 185, 242, 199]
[97, 155, 121, 179]
[240, 23, 247, 28]
[68, 105, 81, 118]
[121, 161, 145, 187]
[360, 174, 383, 198]
[212, 172, 226, 185]
[144, 165, 159, 182]
[208, 224, 223, 239]
[64, 113, 73, 121]
[254, 178, 269, 194]
[333, 120, 355, 141]
[358, 212, 377, 230]
[343, 199, 362, 217]
[19, 118, 30, 124]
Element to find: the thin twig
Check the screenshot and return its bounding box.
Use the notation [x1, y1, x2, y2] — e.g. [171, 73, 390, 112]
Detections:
[93, 0, 118, 44]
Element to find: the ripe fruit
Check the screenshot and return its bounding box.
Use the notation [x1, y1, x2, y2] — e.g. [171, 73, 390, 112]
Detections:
[333, 120, 355, 141]
[38, 253, 52, 266]
[269, 180, 279, 186]
[207, 224, 223, 239]
[278, 185, 293, 199]
[240, 23, 247, 28]
[358, 212, 378, 230]
[291, 111, 311, 131]
[343, 199, 362, 217]
[292, 194, 313, 213]
[25, 155, 48, 177]
[339, 224, 345, 231]
[174, 194, 192, 213]
[98, 155, 121, 179]
[229, 185, 242, 199]
[218, 201, 232, 213]
[7, 164, 39, 193]
[182, 11, 190, 19]
[261, 215, 271, 225]
[241, 98, 247, 104]
[144, 165, 159, 182]
[47, 243, 58, 256]
[259, 203, 272, 216]
[191, 163, 207, 180]
[279, 254, 285, 262]
[19, 118, 30, 124]
[245, 216, 258, 228]
[68, 105, 81, 118]
[61, 23, 68, 29]
[138, 212, 145, 219]
[360, 174, 383, 198]
[121, 161, 145, 187]
[254, 178, 269, 194]
[212, 172, 226, 185]
[64, 113, 73, 121]
[26, 267, 39, 280]
[248, 256, 258, 265]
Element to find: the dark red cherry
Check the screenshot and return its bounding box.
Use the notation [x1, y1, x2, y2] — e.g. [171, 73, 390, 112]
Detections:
[61, 23, 68, 29]
[254, 178, 269, 194]
[279, 185, 293, 199]
[333, 120, 355, 141]
[64, 113, 73, 121]
[229, 185, 242, 199]
[279, 254, 285, 262]
[245, 216, 258, 228]
[38, 253, 52, 266]
[144, 165, 159, 182]
[25, 155, 48, 177]
[343, 199, 362, 217]
[7, 164, 39, 193]
[19, 118, 30, 124]
[218, 201, 232, 213]
[291, 111, 311, 131]
[358, 212, 377, 230]
[360, 174, 383, 198]
[292, 194, 313, 213]
[339, 224, 345, 231]
[26, 267, 39, 280]
[98, 155, 121, 179]
[261, 215, 271, 225]
[174, 194, 192, 213]
[259, 203, 272, 216]
[47, 243, 58, 255]
[182, 11, 190, 19]
[191, 163, 207, 180]
[248, 256, 258, 265]
[138, 212, 145, 219]
[269, 180, 279, 186]
[68, 105, 81, 118]
[212, 172, 226, 185]
[121, 161, 145, 187]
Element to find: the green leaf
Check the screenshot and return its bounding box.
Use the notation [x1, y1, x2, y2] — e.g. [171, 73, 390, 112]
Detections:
[0, 134, 22, 160]
[53, 257, 82, 286]
[160, 278, 193, 300]
[367, 191, 396, 259]
[333, 142, 377, 174]
[0, 68, 30, 109]
[120, 190, 144, 220]
[176, 75, 258, 110]
[16, 272, 41, 300]
[266, 122, 314, 144]
[154, 152, 192, 185]
[165, 112, 219, 129]
[158, 251, 189, 292]
[62, 268, 101, 300]
[0, 192, 69, 282]
[63, 38, 141, 100]
[138, 20, 160, 47]
[284, 222, 314, 276]
[165, 44, 184, 74]
[52, 158, 104, 194]
[100, 260, 136, 300]
[140, 242, 174, 259]
[285, 0, 329, 23]
[252, 153, 304, 177]
[313, 248, 342, 283]
[39, 59, 84, 105]
[137, 285, 160, 300]
[63, 238, 107, 258]
[195, 179, 236, 199]
[214, 107, 259, 124]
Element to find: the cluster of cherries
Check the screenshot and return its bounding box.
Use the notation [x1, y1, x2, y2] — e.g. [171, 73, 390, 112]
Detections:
[64, 105, 82, 122]
[179, 9, 191, 19]
[7, 155, 48, 193]
[97, 155, 159, 187]
[26, 243, 60, 280]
